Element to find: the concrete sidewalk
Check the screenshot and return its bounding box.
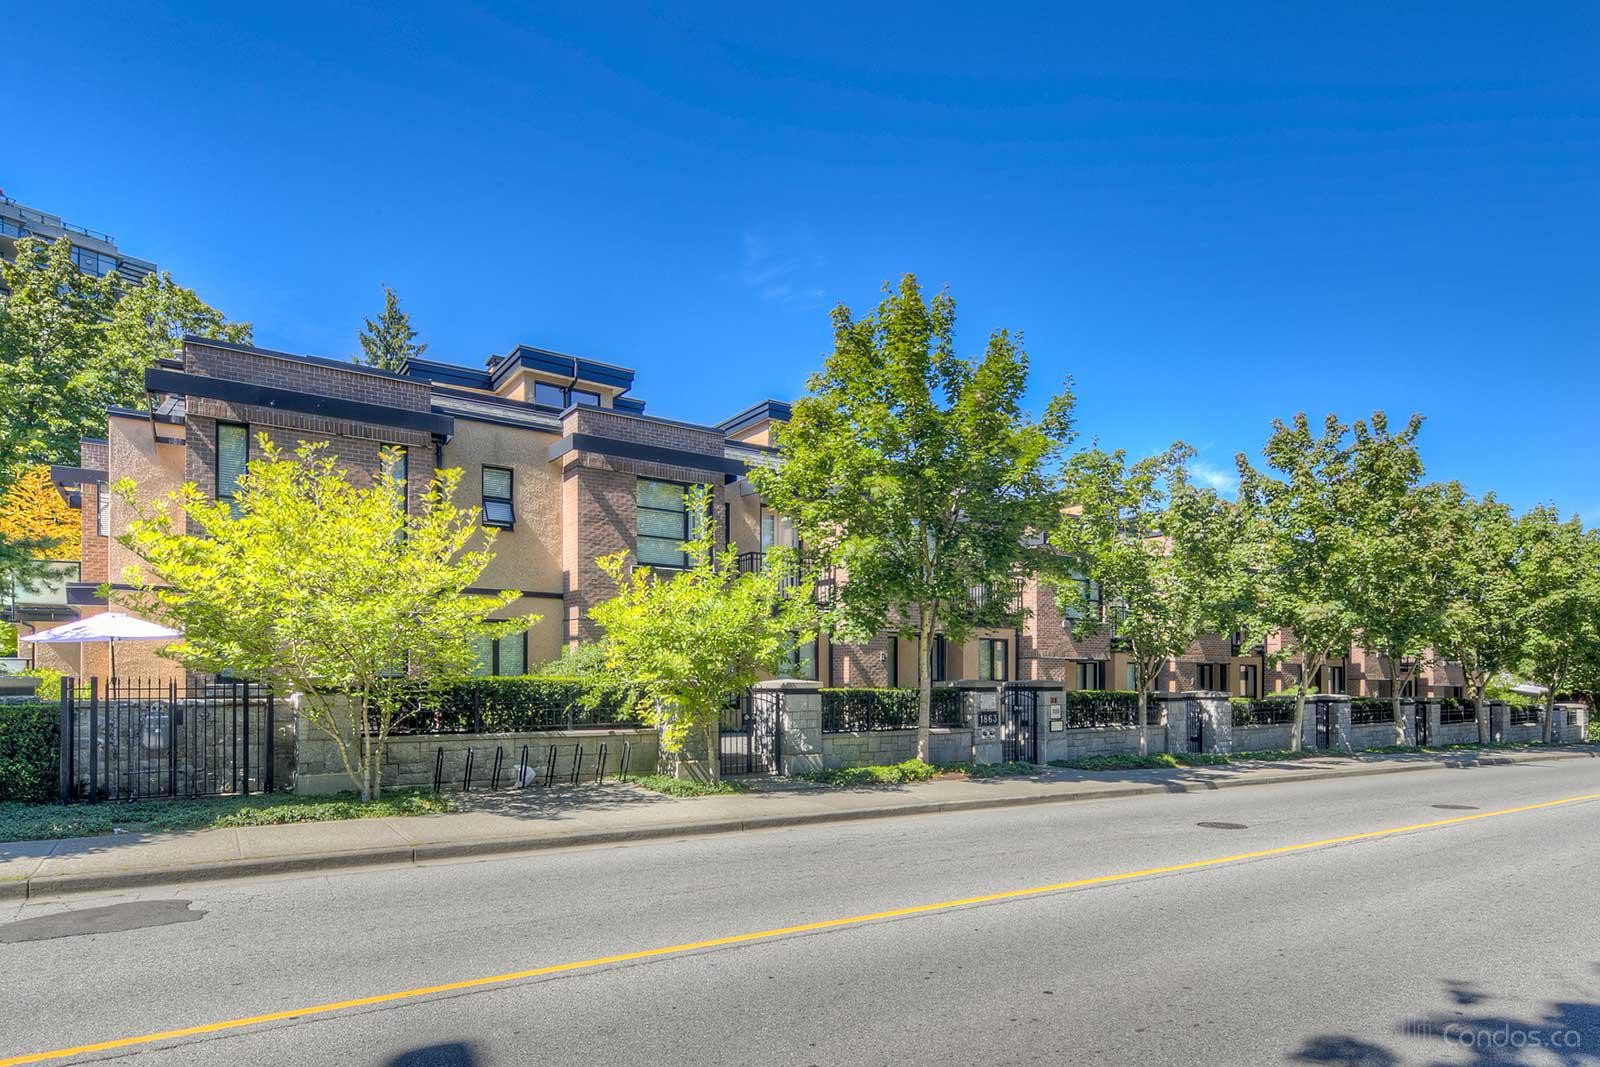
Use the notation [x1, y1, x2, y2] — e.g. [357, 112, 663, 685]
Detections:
[4, 747, 1595, 902]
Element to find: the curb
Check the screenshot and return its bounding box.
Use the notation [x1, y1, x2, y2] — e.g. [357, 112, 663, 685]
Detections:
[11, 749, 1596, 902]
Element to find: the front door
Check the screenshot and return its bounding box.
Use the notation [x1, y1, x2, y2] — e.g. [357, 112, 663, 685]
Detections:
[1003, 688, 1037, 763]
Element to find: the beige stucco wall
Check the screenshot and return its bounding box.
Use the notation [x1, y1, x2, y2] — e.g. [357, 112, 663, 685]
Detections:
[440, 419, 564, 596]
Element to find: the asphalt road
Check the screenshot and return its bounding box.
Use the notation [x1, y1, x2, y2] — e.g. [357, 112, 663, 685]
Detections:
[3, 759, 1598, 1067]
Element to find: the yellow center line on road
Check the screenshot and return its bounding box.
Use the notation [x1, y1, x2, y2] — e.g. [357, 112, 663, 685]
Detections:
[6, 789, 1599, 1066]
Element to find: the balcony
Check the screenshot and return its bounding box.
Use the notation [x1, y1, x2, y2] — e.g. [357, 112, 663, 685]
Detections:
[966, 577, 1025, 616]
[735, 550, 835, 601]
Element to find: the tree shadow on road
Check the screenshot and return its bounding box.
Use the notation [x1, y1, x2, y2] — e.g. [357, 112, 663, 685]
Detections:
[383, 1040, 480, 1066]
[1287, 969, 1600, 1066]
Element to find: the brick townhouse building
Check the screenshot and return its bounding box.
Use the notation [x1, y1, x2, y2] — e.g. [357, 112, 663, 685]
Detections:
[14, 334, 1465, 698]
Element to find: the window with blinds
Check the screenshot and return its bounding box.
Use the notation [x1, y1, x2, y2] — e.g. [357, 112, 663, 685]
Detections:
[482, 466, 514, 528]
[217, 424, 248, 503]
[637, 479, 691, 567]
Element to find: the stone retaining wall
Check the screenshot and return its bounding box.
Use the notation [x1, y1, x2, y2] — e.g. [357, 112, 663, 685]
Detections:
[1037, 724, 1167, 762]
[1234, 723, 1295, 751]
[819, 728, 973, 769]
[294, 725, 658, 794]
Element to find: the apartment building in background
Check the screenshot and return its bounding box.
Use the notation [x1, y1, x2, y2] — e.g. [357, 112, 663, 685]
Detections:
[16, 333, 1465, 698]
[0, 193, 156, 286]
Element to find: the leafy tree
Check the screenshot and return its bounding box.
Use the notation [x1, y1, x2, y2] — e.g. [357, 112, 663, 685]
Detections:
[1512, 506, 1600, 742]
[0, 236, 249, 478]
[112, 439, 529, 799]
[0, 465, 81, 562]
[1434, 488, 1524, 742]
[589, 485, 817, 783]
[1235, 414, 1369, 751]
[1341, 413, 1447, 744]
[355, 286, 427, 372]
[752, 275, 1074, 760]
[1052, 445, 1245, 754]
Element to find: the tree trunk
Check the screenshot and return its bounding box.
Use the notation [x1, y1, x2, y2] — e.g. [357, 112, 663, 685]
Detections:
[1474, 692, 1488, 746]
[916, 612, 934, 763]
[704, 718, 721, 786]
[359, 693, 373, 802]
[1543, 687, 1557, 744]
[1136, 685, 1149, 758]
[1390, 659, 1406, 747]
[1289, 656, 1319, 753]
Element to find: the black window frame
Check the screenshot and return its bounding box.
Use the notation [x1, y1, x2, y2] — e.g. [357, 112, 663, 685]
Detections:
[216, 422, 249, 504]
[475, 630, 529, 676]
[978, 637, 1009, 682]
[95, 481, 110, 537]
[1239, 663, 1259, 698]
[1076, 660, 1106, 691]
[533, 381, 567, 408]
[636, 477, 693, 569]
[481, 465, 515, 529]
[570, 388, 601, 407]
[887, 637, 899, 688]
[778, 635, 819, 681]
[929, 634, 947, 683]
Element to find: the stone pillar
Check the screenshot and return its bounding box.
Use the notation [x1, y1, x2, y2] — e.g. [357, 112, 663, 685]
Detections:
[959, 681, 1005, 764]
[1427, 699, 1443, 748]
[1556, 703, 1587, 743]
[1399, 698, 1420, 746]
[758, 679, 823, 776]
[1197, 691, 1233, 754]
[1329, 696, 1353, 752]
[1488, 701, 1506, 743]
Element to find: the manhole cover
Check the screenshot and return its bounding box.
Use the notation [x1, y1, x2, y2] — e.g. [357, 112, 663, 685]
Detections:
[1432, 804, 1479, 811]
[1196, 821, 1248, 830]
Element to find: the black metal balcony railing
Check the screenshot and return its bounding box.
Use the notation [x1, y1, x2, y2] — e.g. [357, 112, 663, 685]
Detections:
[735, 550, 836, 602]
[965, 577, 1025, 615]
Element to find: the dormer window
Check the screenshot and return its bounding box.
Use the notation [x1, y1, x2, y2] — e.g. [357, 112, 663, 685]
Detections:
[533, 381, 604, 409]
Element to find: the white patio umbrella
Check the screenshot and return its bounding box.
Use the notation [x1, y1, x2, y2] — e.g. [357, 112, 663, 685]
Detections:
[20, 612, 182, 681]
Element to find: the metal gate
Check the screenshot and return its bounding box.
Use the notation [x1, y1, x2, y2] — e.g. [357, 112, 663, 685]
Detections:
[1313, 699, 1332, 750]
[1414, 702, 1430, 746]
[1188, 705, 1205, 753]
[58, 678, 279, 803]
[1002, 687, 1037, 764]
[718, 689, 781, 776]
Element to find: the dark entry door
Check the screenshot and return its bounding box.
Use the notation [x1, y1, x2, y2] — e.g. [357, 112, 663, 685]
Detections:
[1314, 700, 1332, 749]
[1003, 688, 1037, 763]
[1188, 706, 1205, 753]
[1414, 703, 1429, 746]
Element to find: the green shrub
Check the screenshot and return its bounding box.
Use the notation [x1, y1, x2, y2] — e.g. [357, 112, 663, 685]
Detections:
[627, 773, 745, 797]
[940, 760, 1040, 777]
[0, 702, 59, 803]
[18, 668, 62, 703]
[388, 676, 649, 734]
[798, 758, 939, 787]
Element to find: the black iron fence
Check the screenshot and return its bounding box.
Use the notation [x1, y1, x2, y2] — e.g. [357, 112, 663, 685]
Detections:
[433, 739, 634, 792]
[1230, 698, 1297, 727]
[1349, 698, 1394, 725]
[820, 687, 966, 732]
[58, 677, 283, 803]
[1509, 705, 1542, 727]
[1059, 690, 1148, 729]
[1441, 701, 1480, 725]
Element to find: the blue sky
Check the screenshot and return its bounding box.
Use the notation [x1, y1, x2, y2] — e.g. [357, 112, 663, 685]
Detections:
[9, 3, 1598, 516]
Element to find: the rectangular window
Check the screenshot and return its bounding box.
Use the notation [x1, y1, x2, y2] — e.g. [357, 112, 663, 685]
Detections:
[1325, 666, 1346, 695]
[978, 638, 1008, 682]
[570, 389, 601, 407]
[887, 638, 899, 688]
[929, 635, 947, 683]
[1196, 663, 1214, 690]
[637, 479, 691, 567]
[95, 482, 110, 536]
[381, 447, 407, 510]
[482, 466, 514, 528]
[217, 423, 248, 503]
[778, 637, 818, 681]
[1125, 663, 1138, 690]
[533, 381, 566, 408]
[472, 632, 528, 676]
[1076, 660, 1106, 691]
[1240, 664, 1259, 698]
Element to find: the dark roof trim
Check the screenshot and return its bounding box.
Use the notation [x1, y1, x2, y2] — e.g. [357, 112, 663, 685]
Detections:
[549, 433, 748, 477]
[50, 465, 107, 485]
[181, 334, 420, 385]
[614, 396, 647, 414]
[464, 587, 565, 601]
[146, 368, 455, 438]
[503, 345, 636, 391]
[106, 405, 149, 420]
[716, 399, 791, 436]
[403, 357, 494, 391]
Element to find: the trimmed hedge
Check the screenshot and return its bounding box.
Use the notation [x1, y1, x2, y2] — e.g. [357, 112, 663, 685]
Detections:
[0, 703, 58, 803]
[820, 688, 965, 732]
[389, 677, 648, 734]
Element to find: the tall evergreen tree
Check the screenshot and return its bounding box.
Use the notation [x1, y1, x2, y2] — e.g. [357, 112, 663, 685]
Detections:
[355, 286, 427, 372]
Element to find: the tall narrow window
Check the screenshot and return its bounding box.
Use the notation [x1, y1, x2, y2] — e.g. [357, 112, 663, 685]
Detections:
[1327, 665, 1346, 695]
[95, 482, 110, 536]
[482, 466, 514, 528]
[778, 637, 818, 681]
[1125, 663, 1139, 691]
[887, 637, 899, 688]
[496, 632, 527, 676]
[929, 635, 947, 683]
[217, 423, 248, 505]
[637, 479, 690, 567]
[978, 638, 1008, 681]
[381, 447, 407, 510]
[1240, 664, 1259, 698]
[1076, 660, 1106, 691]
